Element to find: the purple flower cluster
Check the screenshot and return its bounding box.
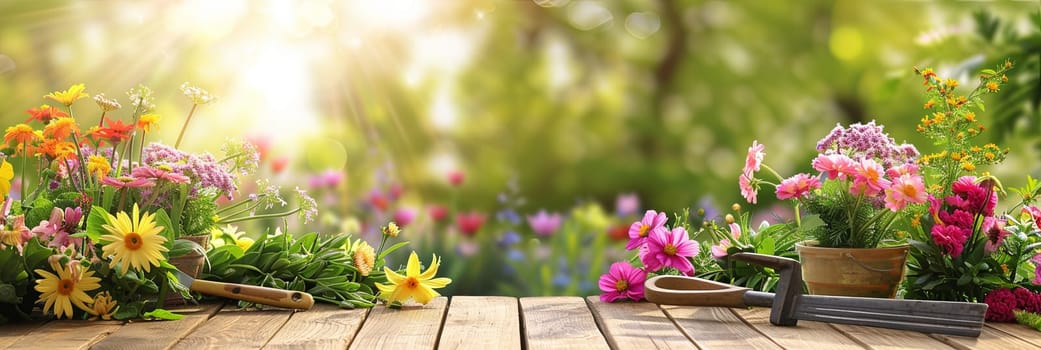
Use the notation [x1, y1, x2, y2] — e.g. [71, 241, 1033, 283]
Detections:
[928, 176, 1003, 258]
[816, 121, 919, 167]
[143, 143, 237, 199]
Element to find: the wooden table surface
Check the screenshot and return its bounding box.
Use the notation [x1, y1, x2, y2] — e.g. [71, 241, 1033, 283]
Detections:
[3, 296, 1040, 349]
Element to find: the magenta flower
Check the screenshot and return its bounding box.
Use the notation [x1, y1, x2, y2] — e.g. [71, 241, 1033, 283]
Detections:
[1032, 253, 1041, 285]
[739, 172, 758, 204]
[775, 173, 821, 200]
[982, 217, 1009, 254]
[625, 210, 668, 250]
[883, 174, 927, 211]
[950, 176, 997, 216]
[984, 288, 1016, 322]
[456, 211, 485, 237]
[743, 140, 765, 175]
[428, 205, 449, 222]
[640, 226, 699, 275]
[1024, 206, 1041, 231]
[598, 262, 646, 302]
[931, 224, 970, 258]
[447, 170, 464, 187]
[132, 166, 190, 184]
[615, 193, 640, 217]
[711, 238, 731, 258]
[850, 158, 890, 197]
[812, 153, 856, 180]
[1014, 287, 1041, 314]
[393, 207, 417, 227]
[101, 176, 155, 189]
[527, 210, 562, 237]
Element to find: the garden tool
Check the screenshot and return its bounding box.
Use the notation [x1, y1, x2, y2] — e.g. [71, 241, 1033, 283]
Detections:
[174, 269, 315, 310]
[644, 253, 986, 337]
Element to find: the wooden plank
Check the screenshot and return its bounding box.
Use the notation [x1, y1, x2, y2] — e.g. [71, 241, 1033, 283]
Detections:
[92, 303, 223, 350]
[586, 297, 696, 349]
[734, 307, 864, 350]
[520, 297, 610, 350]
[830, 323, 955, 350]
[263, 303, 369, 350]
[438, 296, 521, 350]
[0, 320, 46, 348]
[6, 320, 123, 350]
[986, 322, 1041, 348]
[932, 325, 1040, 350]
[170, 308, 293, 349]
[348, 297, 448, 350]
[662, 305, 781, 349]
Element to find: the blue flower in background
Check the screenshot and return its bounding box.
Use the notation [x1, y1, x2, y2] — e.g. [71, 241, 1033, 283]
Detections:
[552, 273, 570, 288]
[499, 231, 521, 247]
[507, 249, 525, 261]
[496, 208, 521, 224]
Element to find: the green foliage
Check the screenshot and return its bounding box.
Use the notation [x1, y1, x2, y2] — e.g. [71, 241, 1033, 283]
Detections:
[1014, 310, 1041, 331]
[802, 180, 887, 248]
[0, 238, 50, 323]
[180, 190, 218, 236]
[693, 210, 805, 292]
[202, 232, 388, 308]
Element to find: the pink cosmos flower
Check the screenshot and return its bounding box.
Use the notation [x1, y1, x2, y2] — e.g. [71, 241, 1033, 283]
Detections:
[711, 238, 731, 258]
[101, 176, 155, 189]
[850, 158, 890, 197]
[743, 141, 765, 175]
[393, 207, 417, 227]
[812, 153, 856, 180]
[640, 226, 699, 275]
[775, 173, 821, 200]
[598, 262, 647, 302]
[132, 166, 190, 184]
[625, 210, 668, 250]
[1025, 206, 1041, 231]
[884, 174, 927, 211]
[931, 224, 969, 258]
[527, 210, 563, 237]
[739, 172, 758, 204]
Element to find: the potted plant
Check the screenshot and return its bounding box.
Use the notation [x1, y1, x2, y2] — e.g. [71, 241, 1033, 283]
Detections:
[739, 120, 927, 298]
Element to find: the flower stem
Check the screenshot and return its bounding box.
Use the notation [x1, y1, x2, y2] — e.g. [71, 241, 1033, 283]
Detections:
[174, 104, 198, 149]
[18, 142, 27, 202]
[761, 164, 785, 182]
[217, 208, 300, 224]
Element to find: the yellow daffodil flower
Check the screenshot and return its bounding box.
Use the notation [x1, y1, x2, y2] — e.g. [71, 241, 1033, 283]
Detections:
[376, 251, 451, 305]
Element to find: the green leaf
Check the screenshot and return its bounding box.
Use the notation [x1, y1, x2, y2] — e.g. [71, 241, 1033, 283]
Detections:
[378, 241, 411, 260]
[86, 206, 112, 242]
[957, 273, 973, 286]
[154, 209, 176, 250]
[0, 284, 19, 303]
[142, 308, 185, 320]
[757, 236, 775, 256]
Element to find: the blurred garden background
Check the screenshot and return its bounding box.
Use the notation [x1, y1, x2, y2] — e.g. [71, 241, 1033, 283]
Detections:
[0, 0, 1038, 296]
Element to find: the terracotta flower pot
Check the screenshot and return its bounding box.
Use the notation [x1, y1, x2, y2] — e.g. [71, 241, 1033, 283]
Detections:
[796, 241, 909, 298]
[166, 235, 210, 305]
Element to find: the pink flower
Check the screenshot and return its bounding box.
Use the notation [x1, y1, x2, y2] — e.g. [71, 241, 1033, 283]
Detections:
[131, 166, 190, 184]
[775, 173, 821, 200]
[31, 207, 83, 249]
[711, 238, 731, 258]
[743, 141, 765, 175]
[100, 176, 155, 189]
[739, 172, 758, 204]
[931, 224, 969, 258]
[640, 226, 699, 275]
[527, 210, 562, 237]
[615, 193, 640, 217]
[728, 223, 741, 239]
[598, 262, 647, 302]
[393, 207, 417, 227]
[456, 211, 485, 236]
[850, 159, 890, 197]
[447, 170, 465, 187]
[884, 174, 927, 211]
[625, 210, 668, 250]
[368, 191, 389, 212]
[885, 162, 919, 178]
[984, 288, 1016, 322]
[1032, 254, 1041, 285]
[1023, 206, 1041, 231]
[812, 153, 856, 180]
[982, 217, 1009, 254]
[951, 176, 997, 216]
[389, 183, 404, 200]
[428, 205, 448, 222]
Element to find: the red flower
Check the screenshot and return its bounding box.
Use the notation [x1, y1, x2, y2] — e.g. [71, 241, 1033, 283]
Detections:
[25, 105, 68, 124]
[428, 205, 448, 222]
[984, 288, 1016, 322]
[456, 211, 485, 236]
[389, 183, 404, 200]
[447, 170, 464, 187]
[1013, 287, 1041, 314]
[368, 192, 389, 212]
[271, 156, 290, 174]
[91, 117, 133, 145]
[607, 224, 630, 242]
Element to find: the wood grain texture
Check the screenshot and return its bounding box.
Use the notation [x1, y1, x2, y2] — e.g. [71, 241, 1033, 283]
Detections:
[586, 296, 696, 349]
[348, 297, 448, 350]
[932, 326, 1040, 350]
[734, 307, 865, 350]
[986, 322, 1041, 348]
[520, 297, 610, 350]
[170, 308, 293, 349]
[92, 303, 223, 350]
[263, 303, 369, 350]
[662, 305, 781, 349]
[830, 323, 955, 350]
[0, 320, 45, 348]
[6, 320, 122, 350]
[438, 296, 521, 350]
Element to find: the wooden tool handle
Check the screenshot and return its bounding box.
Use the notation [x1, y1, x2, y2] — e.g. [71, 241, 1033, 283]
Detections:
[644, 275, 751, 308]
[191, 279, 315, 310]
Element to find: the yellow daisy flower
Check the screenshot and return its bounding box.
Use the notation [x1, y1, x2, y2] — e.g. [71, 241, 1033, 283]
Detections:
[375, 251, 452, 305]
[137, 113, 161, 133]
[353, 240, 375, 277]
[100, 204, 169, 274]
[34, 258, 101, 319]
[0, 160, 13, 197]
[44, 83, 89, 106]
[86, 291, 118, 320]
[86, 155, 111, 181]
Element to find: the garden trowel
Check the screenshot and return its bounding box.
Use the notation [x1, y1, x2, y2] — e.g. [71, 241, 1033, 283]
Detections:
[644, 253, 987, 337]
[173, 269, 314, 310]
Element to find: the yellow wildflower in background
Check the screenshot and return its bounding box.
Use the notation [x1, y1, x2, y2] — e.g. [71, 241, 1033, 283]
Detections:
[137, 113, 161, 133]
[353, 240, 375, 277]
[86, 291, 118, 320]
[86, 155, 111, 181]
[100, 204, 169, 274]
[44, 83, 89, 106]
[34, 258, 101, 319]
[382, 222, 400, 237]
[376, 251, 452, 305]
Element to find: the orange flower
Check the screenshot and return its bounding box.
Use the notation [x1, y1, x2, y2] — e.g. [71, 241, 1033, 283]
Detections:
[923, 100, 935, 109]
[986, 82, 999, 92]
[37, 139, 77, 161]
[136, 114, 160, 133]
[90, 118, 134, 145]
[44, 83, 89, 106]
[4, 124, 39, 150]
[42, 117, 79, 140]
[24, 105, 69, 124]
